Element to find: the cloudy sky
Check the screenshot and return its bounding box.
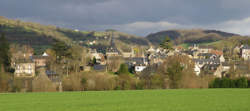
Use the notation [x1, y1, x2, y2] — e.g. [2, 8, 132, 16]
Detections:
[1, 0, 250, 36]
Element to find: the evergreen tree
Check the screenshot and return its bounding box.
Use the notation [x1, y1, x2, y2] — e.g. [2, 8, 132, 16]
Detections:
[117, 64, 129, 75]
[92, 57, 97, 65]
[0, 33, 11, 72]
[52, 41, 70, 62]
[160, 36, 173, 51]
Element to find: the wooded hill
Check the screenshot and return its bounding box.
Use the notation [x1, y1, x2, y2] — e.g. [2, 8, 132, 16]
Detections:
[146, 29, 242, 45]
[0, 16, 249, 52]
[0, 16, 149, 53]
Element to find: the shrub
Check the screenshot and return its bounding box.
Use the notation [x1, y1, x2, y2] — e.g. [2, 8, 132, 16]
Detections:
[63, 73, 83, 91]
[210, 77, 248, 88]
[236, 77, 248, 88]
[82, 72, 116, 91]
[221, 78, 231, 88]
[32, 68, 57, 92]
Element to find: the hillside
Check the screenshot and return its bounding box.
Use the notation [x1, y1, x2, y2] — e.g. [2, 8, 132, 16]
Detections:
[0, 16, 149, 53]
[146, 29, 240, 45]
[1, 16, 247, 53]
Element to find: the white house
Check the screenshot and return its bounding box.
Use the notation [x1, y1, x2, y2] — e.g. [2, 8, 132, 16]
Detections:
[219, 55, 225, 63]
[14, 59, 35, 77]
[241, 45, 250, 60]
[135, 65, 147, 72]
[194, 64, 202, 76]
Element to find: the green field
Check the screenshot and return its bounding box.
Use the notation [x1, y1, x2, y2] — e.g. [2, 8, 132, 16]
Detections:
[0, 89, 250, 111]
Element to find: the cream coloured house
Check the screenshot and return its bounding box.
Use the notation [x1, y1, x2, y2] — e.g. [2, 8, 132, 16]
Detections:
[14, 59, 35, 77]
[241, 45, 250, 60]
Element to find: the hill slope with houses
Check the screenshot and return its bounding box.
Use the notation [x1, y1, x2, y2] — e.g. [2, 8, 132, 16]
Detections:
[1, 16, 249, 53]
[0, 16, 149, 54]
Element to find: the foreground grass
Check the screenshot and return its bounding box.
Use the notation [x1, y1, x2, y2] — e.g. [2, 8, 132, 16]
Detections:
[0, 89, 250, 111]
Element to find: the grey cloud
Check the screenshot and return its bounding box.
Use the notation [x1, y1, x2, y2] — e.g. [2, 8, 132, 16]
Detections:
[1, 0, 250, 36]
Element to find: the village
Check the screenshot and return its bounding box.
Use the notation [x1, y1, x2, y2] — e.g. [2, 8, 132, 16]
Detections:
[11, 35, 250, 90]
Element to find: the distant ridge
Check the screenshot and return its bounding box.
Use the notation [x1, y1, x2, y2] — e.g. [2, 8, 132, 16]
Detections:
[146, 29, 239, 45]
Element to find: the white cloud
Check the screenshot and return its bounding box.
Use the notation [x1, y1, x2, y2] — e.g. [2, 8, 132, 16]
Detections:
[107, 17, 250, 36]
[117, 21, 181, 31]
[211, 17, 250, 36]
[105, 21, 190, 36]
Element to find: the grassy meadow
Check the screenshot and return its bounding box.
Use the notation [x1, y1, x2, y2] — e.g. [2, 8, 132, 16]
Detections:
[0, 89, 249, 111]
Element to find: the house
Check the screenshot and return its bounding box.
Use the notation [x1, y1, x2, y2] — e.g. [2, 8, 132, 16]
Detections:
[197, 53, 217, 59]
[147, 46, 156, 53]
[105, 36, 121, 57]
[193, 58, 220, 75]
[148, 54, 166, 65]
[32, 55, 48, 67]
[189, 44, 213, 53]
[211, 50, 223, 56]
[198, 46, 213, 53]
[194, 64, 202, 76]
[201, 64, 220, 75]
[106, 47, 120, 57]
[122, 51, 134, 58]
[219, 55, 225, 63]
[193, 59, 220, 66]
[88, 41, 96, 45]
[11, 50, 34, 67]
[241, 45, 250, 60]
[182, 50, 194, 58]
[173, 46, 184, 52]
[121, 48, 134, 58]
[147, 48, 168, 65]
[221, 62, 231, 71]
[126, 57, 149, 73]
[214, 62, 231, 78]
[135, 65, 147, 73]
[14, 59, 35, 77]
[46, 70, 60, 84]
[90, 49, 101, 59]
[129, 57, 149, 66]
[89, 49, 106, 65]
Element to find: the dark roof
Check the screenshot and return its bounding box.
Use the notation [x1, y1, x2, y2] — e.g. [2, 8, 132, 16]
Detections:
[93, 65, 106, 71]
[46, 70, 57, 75]
[149, 53, 168, 59]
[201, 64, 220, 71]
[193, 59, 220, 64]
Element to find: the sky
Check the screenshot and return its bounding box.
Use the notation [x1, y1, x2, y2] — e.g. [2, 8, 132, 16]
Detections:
[1, 0, 250, 36]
